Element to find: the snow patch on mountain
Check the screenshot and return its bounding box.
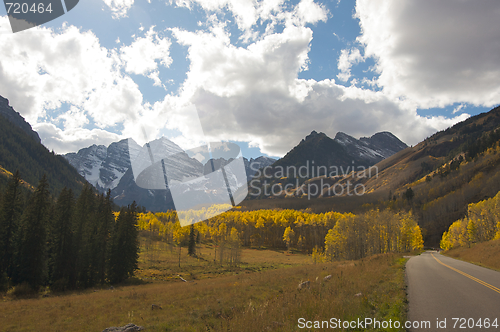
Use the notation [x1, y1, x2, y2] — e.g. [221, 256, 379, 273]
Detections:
[64, 139, 139, 192]
[65, 138, 275, 212]
[334, 131, 407, 164]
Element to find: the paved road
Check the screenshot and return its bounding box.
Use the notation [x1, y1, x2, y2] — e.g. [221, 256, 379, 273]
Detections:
[406, 251, 500, 331]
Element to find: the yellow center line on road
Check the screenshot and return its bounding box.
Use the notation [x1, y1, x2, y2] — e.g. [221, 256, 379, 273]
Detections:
[432, 253, 500, 295]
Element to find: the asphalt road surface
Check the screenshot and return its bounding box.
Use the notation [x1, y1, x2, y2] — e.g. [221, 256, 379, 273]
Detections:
[406, 251, 500, 331]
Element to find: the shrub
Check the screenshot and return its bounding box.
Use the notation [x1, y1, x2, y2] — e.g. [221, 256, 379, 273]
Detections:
[7, 282, 36, 298]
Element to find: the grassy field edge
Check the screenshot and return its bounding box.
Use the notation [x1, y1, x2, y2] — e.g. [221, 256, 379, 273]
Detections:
[442, 238, 500, 272]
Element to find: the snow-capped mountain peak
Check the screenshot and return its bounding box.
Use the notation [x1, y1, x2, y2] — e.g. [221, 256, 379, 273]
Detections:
[64, 138, 276, 211]
[64, 139, 139, 192]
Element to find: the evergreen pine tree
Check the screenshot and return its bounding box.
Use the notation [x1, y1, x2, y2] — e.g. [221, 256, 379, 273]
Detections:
[12, 175, 51, 289]
[122, 202, 139, 277]
[95, 190, 114, 284]
[0, 170, 24, 279]
[188, 224, 196, 256]
[405, 187, 414, 202]
[48, 187, 74, 290]
[72, 183, 96, 288]
[86, 194, 103, 287]
[107, 202, 139, 284]
[107, 207, 126, 284]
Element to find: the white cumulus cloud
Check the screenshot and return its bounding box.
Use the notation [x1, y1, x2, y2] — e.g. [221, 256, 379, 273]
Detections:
[167, 13, 466, 157]
[355, 0, 500, 109]
[120, 26, 172, 79]
[337, 47, 363, 82]
[34, 122, 122, 154]
[103, 0, 136, 18]
[0, 17, 150, 153]
[171, 0, 327, 42]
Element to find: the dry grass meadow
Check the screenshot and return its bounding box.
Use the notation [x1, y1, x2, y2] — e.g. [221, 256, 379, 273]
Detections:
[0, 238, 411, 331]
[443, 238, 500, 271]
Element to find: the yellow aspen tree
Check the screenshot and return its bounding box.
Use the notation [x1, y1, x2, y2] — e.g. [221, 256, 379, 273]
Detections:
[283, 226, 294, 252]
[229, 227, 241, 266]
[411, 225, 424, 250]
[173, 224, 189, 267]
[311, 246, 324, 264]
[494, 222, 500, 240]
[467, 218, 477, 246]
[324, 221, 347, 260]
[440, 230, 453, 250]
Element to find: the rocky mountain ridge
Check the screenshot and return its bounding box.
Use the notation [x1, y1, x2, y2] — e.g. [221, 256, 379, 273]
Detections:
[64, 138, 276, 210]
[0, 96, 41, 143]
[274, 129, 407, 172]
[247, 130, 408, 199]
[0, 95, 85, 195]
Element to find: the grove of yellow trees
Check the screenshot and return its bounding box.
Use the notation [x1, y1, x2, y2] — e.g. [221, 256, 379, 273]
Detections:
[136, 205, 423, 262]
[440, 190, 500, 250]
[324, 210, 423, 261]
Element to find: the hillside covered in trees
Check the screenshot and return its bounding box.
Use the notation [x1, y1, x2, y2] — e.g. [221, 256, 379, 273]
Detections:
[240, 105, 500, 246]
[440, 190, 500, 250]
[0, 112, 86, 196]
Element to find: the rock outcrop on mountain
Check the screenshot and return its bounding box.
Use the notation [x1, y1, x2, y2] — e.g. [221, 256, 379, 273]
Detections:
[64, 144, 108, 190]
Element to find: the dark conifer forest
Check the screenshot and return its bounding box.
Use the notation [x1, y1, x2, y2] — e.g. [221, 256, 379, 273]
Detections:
[0, 174, 139, 293]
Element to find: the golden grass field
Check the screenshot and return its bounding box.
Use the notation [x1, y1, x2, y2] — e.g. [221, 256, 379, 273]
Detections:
[0, 239, 410, 332]
[136, 239, 311, 283]
[443, 238, 500, 272]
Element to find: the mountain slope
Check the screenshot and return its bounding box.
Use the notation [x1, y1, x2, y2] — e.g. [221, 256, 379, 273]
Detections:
[247, 130, 407, 198]
[244, 156, 276, 180]
[64, 139, 144, 192]
[359, 132, 409, 159]
[65, 138, 275, 211]
[356, 105, 500, 195]
[65, 137, 185, 210]
[0, 96, 41, 143]
[274, 130, 406, 172]
[0, 104, 86, 195]
[300, 105, 500, 245]
[64, 144, 107, 189]
[111, 167, 176, 211]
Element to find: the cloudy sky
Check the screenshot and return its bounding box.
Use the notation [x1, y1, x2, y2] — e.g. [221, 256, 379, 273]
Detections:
[1, 0, 499, 158]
